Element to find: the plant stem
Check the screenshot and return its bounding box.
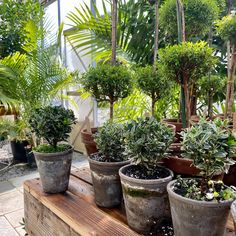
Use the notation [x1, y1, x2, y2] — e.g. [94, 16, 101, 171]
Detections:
[110, 100, 114, 122]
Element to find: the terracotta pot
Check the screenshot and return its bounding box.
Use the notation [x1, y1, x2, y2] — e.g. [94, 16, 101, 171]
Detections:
[162, 118, 183, 142]
[162, 123, 176, 134]
[81, 128, 98, 156]
[167, 179, 234, 236]
[223, 157, 236, 187]
[190, 115, 200, 124]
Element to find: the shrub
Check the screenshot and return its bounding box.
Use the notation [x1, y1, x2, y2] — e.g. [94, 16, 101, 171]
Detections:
[81, 63, 132, 120]
[29, 105, 76, 152]
[93, 122, 127, 162]
[125, 117, 174, 166]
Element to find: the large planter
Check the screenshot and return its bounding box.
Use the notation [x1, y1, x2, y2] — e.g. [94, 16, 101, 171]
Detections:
[88, 155, 130, 208]
[10, 140, 29, 163]
[81, 128, 98, 155]
[167, 179, 234, 236]
[231, 201, 236, 231]
[162, 118, 183, 142]
[34, 147, 73, 193]
[119, 164, 173, 234]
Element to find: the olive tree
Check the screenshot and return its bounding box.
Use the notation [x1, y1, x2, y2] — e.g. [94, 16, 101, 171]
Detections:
[159, 41, 216, 126]
[81, 63, 132, 121]
[136, 65, 173, 116]
[217, 14, 236, 118]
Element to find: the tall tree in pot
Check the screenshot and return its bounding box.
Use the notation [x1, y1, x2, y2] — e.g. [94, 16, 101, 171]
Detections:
[29, 105, 76, 193]
[119, 117, 174, 234]
[167, 119, 236, 236]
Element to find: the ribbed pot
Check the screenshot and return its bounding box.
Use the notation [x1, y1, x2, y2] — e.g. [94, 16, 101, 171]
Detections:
[88, 155, 130, 208]
[167, 179, 234, 236]
[34, 146, 73, 193]
[119, 164, 173, 234]
[81, 128, 98, 155]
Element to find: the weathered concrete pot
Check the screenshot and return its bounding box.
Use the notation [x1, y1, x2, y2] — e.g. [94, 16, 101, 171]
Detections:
[34, 147, 73, 193]
[231, 201, 236, 232]
[167, 179, 234, 236]
[88, 155, 130, 208]
[119, 164, 173, 234]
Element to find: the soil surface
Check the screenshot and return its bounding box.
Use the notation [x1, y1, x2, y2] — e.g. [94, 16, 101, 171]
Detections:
[149, 218, 174, 236]
[124, 165, 170, 180]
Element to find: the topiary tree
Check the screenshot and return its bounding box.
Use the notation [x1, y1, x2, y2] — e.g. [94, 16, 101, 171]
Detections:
[136, 64, 173, 116]
[81, 63, 132, 121]
[217, 14, 236, 118]
[159, 41, 216, 127]
[160, 0, 220, 41]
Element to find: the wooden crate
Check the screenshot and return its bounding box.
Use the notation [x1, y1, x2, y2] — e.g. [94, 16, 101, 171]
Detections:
[24, 165, 235, 236]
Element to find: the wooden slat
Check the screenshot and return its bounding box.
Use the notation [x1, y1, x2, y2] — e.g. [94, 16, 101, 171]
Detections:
[71, 166, 93, 184]
[24, 179, 139, 236]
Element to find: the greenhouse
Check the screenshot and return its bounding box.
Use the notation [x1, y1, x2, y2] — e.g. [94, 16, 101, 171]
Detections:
[0, 0, 236, 235]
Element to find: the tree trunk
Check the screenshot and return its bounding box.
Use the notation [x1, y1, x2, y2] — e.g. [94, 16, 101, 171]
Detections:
[225, 46, 236, 118]
[208, 91, 213, 119]
[183, 79, 190, 127]
[190, 85, 197, 116]
[151, 96, 156, 117]
[110, 100, 114, 121]
[153, 0, 159, 67]
[111, 0, 118, 65]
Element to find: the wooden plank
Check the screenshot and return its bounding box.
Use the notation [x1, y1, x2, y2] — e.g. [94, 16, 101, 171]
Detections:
[24, 179, 139, 236]
[71, 166, 92, 185]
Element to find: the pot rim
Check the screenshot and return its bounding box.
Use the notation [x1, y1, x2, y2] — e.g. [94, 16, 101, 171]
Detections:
[167, 179, 234, 206]
[81, 127, 98, 135]
[119, 163, 173, 185]
[33, 145, 74, 157]
[88, 154, 131, 167]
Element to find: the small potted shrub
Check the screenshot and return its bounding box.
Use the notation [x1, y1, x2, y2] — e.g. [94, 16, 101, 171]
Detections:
[119, 117, 174, 234]
[80, 63, 132, 155]
[29, 105, 76, 193]
[167, 119, 236, 236]
[89, 122, 130, 207]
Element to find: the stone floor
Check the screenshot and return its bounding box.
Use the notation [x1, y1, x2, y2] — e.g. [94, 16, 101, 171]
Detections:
[0, 157, 88, 236]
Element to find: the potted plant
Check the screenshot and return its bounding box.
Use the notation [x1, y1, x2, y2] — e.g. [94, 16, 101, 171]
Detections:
[80, 63, 132, 155]
[88, 122, 130, 207]
[167, 119, 236, 236]
[0, 119, 30, 163]
[28, 105, 76, 193]
[119, 117, 174, 234]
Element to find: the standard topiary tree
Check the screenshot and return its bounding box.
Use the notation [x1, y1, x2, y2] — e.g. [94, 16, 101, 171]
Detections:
[159, 41, 216, 126]
[81, 63, 132, 121]
[136, 64, 173, 116]
[217, 14, 236, 118]
[160, 0, 220, 41]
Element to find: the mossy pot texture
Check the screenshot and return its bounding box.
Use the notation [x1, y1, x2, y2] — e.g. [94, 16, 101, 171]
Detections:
[88, 155, 130, 208]
[167, 179, 234, 236]
[34, 146, 73, 193]
[119, 164, 173, 234]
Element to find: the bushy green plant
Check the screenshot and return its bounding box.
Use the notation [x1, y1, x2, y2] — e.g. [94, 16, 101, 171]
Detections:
[125, 117, 174, 166]
[160, 0, 220, 41]
[181, 119, 236, 182]
[81, 63, 132, 120]
[93, 122, 127, 162]
[29, 106, 76, 152]
[136, 65, 173, 116]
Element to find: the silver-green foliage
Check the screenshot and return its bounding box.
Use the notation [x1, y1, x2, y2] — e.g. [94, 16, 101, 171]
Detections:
[93, 122, 127, 162]
[181, 119, 236, 179]
[125, 117, 174, 166]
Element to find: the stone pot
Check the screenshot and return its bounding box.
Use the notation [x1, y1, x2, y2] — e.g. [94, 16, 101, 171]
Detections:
[81, 128, 98, 155]
[10, 140, 29, 163]
[231, 201, 236, 231]
[119, 164, 173, 234]
[34, 146, 73, 193]
[167, 179, 234, 236]
[88, 155, 130, 208]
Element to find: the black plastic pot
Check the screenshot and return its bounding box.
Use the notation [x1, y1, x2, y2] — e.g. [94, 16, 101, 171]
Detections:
[88, 155, 130, 208]
[167, 179, 233, 236]
[10, 140, 29, 163]
[119, 164, 173, 234]
[34, 146, 73, 193]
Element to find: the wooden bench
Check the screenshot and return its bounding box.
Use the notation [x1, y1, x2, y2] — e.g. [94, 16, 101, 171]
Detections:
[24, 164, 235, 236]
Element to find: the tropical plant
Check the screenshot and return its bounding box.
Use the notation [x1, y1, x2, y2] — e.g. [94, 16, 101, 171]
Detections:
[136, 64, 173, 116]
[28, 105, 76, 152]
[125, 117, 174, 166]
[217, 14, 236, 117]
[93, 122, 127, 162]
[160, 0, 220, 42]
[159, 41, 217, 126]
[181, 119, 236, 184]
[81, 63, 132, 121]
